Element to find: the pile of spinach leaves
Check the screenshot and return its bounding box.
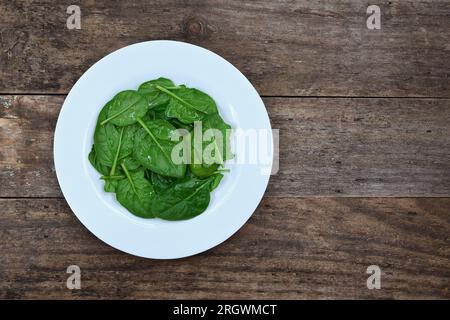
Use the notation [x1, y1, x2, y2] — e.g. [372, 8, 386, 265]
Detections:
[89, 78, 232, 220]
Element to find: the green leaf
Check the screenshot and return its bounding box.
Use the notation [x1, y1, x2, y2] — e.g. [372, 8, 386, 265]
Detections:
[133, 118, 186, 178]
[167, 117, 193, 131]
[209, 173, 223, 191]
[115, 165, 155, 218]
[153, 106, 193, 131]
[151, 175, 218, 221]
[120, 155, 141, 171]
[101, 90, 148, 126]
[190, 162, 219, 178]
[89, 145, 125, 193]
[192, 113, 233, 165]
[104, 180, 119, 193]
[115, 124, 141, 171]
[100, 174, 125, 193]
[121, 123, 139, 153]
[94, 100, 121, 167]
[138, 77, 174, 109]
[160, 86, 218, 124]
[150, 172, 177, 194]
[94, 104, 139, 171]
[88, 146, 110, 176]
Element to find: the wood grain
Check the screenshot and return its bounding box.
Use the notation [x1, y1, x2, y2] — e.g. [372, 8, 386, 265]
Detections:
[1, 95, 449, 197]
[0, 1, 449, 96]
[1, 0, 449, 301]
[0, 197, 448, 299]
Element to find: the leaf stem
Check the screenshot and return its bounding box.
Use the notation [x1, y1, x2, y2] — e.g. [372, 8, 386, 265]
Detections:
[110, 127, 124, 176]
[100, 175, 125, 180]
[120, 162, 137, 195]
[163, 86, 182, 90]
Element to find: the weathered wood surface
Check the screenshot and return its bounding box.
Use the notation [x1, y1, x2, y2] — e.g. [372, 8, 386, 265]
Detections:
[1, 1, 450, 96]
[1, 95, 450, 197]
[1, 0, 449, 301]
[0, 197, 449, 299]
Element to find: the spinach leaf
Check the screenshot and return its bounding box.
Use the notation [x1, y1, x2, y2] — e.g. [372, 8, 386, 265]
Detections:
[103, 155, 139, 192]
[190, 162, 219, 178]
[100, 174, 126, 193]
[114, 124, 140, 171]
[209, 173, 223, 191]
[115, 164, 155, 218]
[94, 100, 120, 167]
[92, 105, 138, 192]
[192, 113, 233, 165]
[88, 146, 110, 176]
[204, 113, 233, 163]
[89, 146, 125, 193]
[167, 117, 194, 131]
[133, 118, 186, 178]
[159, 86, 218, 124]
[150, 172, 177, 194]
[101, 90, 148, 126]
[94, 107, 139, 172]
[151, 175, 218, 220]
[153, 106, 193, 131]
[138, 77, 174, 109]
[104, 180, 118, 193]
[121, 155, 141, 171]
[89, 141, 126, 193]
[190, 138, 220, 178]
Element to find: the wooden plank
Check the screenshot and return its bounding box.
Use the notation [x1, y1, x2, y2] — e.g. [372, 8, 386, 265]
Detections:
[1, 95, 450, 197]
[270, 97, 450, 196]
[0, 197, 448, 299]
[1, 1, 450, 96]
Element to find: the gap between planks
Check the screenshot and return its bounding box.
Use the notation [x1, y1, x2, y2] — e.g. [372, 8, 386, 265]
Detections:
[1, 93, 450, 100]
[2, 196, 450, 200]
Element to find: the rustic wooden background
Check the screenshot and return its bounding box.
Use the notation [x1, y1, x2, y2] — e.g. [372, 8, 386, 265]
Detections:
[0, 0, 449, 299]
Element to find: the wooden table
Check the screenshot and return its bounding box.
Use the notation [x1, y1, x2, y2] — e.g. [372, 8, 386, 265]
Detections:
[1, 1, 449, 299]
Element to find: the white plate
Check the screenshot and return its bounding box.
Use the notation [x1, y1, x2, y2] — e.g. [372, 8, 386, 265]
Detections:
[54, 41, 273, 259]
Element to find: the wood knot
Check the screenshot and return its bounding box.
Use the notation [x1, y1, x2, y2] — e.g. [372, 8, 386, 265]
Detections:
[183, 17, 210, 39]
